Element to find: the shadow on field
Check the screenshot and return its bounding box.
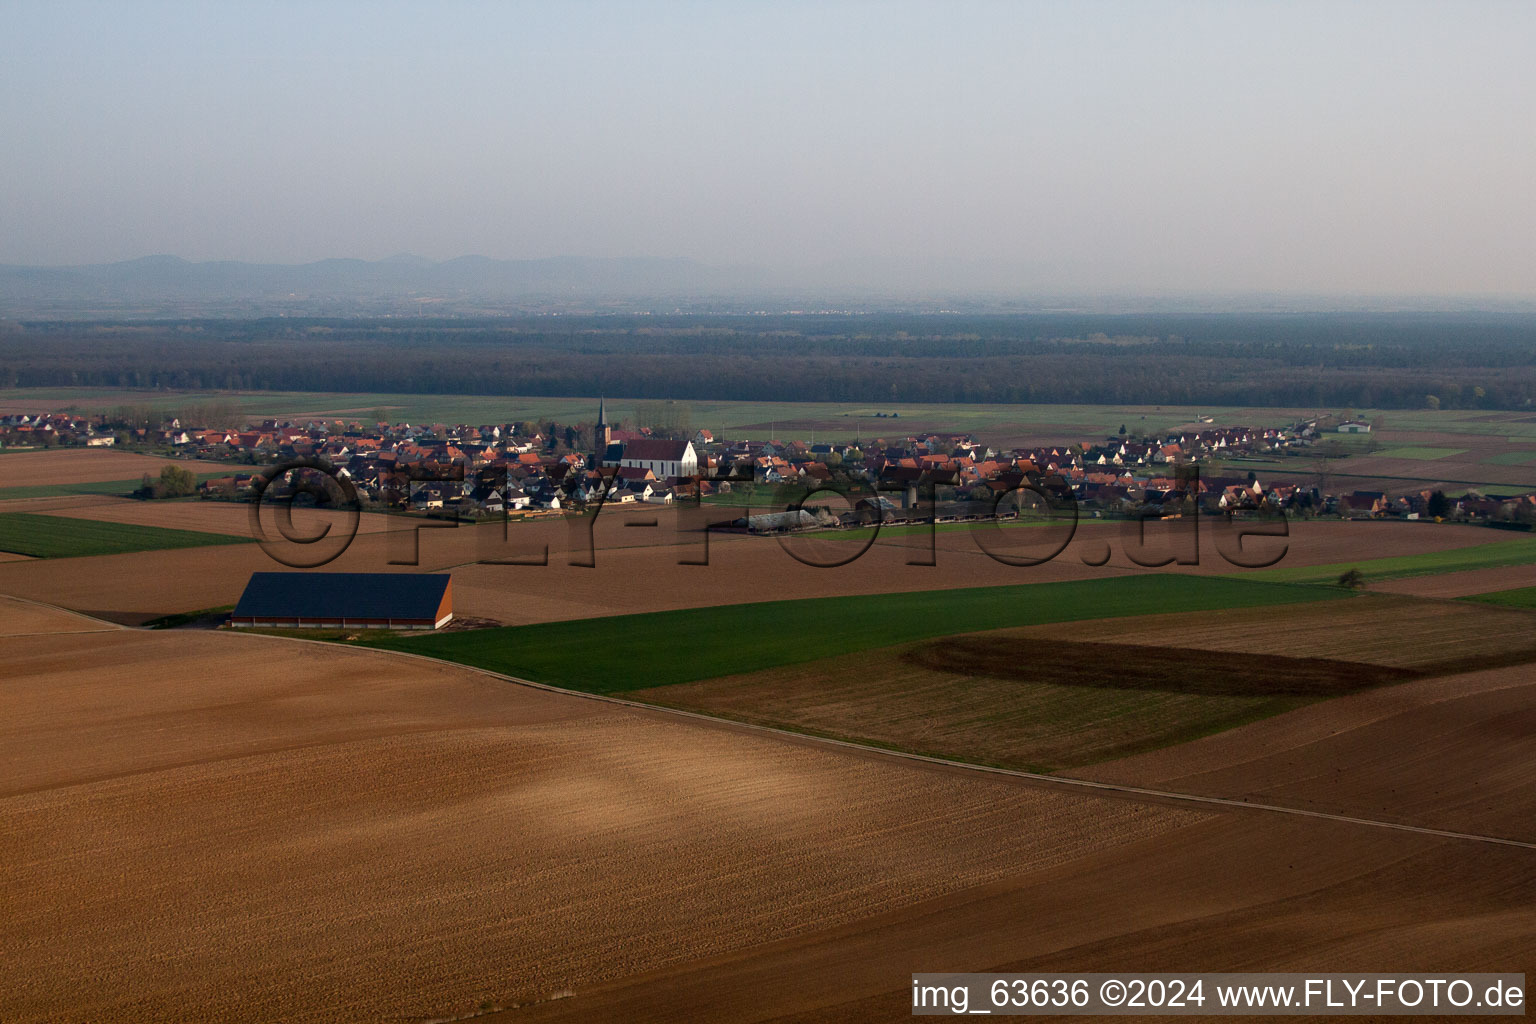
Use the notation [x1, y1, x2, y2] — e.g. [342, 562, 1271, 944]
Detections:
[902, 638, 1415, 698]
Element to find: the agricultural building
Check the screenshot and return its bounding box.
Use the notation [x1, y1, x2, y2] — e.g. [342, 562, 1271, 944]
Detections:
[229, 572, 453, 629]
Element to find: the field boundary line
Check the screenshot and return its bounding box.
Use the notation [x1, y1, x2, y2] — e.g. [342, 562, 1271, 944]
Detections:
[215, 627, 1536, 854]
[0, 593, 128, 631]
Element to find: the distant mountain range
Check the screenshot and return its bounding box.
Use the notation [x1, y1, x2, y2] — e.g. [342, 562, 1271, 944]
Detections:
[0, 254, 772, 314]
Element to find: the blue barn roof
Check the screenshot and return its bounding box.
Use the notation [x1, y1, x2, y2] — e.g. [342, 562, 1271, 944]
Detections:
[233, 572, 450, 621]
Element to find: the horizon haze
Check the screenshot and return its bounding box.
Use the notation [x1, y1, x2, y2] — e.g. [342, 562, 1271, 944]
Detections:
[3, 1, 1535, 301]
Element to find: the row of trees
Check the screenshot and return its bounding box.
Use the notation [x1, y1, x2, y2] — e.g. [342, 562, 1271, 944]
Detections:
[105, 400, 243, 430]
[3, 317, 1534, 410]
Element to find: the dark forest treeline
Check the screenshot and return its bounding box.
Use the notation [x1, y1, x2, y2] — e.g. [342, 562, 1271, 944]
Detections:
[2, 313, 1534, 409]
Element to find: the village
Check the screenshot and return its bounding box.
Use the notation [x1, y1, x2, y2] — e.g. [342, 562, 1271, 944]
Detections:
[3, 404, 1535, 529]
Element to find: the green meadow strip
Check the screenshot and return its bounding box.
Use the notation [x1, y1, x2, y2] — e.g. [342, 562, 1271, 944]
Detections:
[0, 512, 252, 558]
[357, 574, 1349, 693]
[1462, 586, 1536, 610]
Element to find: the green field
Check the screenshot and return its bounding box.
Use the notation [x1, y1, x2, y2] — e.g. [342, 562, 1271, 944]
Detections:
[1242, 535, 1536, 586]
[9, 383, 1536, 451]
[1483, 451, 1536, 467]
[0, 512, 251, 558]
[0, 388, 1321, 442]
[7, 388, 1536, 442]
[1380, 411, 1536, 439]
[1374, 446, 1466, 460]
[1463, 585, 1536, 610]
[358, 574, 1349, 692]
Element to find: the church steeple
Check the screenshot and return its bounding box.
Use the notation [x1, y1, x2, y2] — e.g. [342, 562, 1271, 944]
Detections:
[595, 396, 611, 461]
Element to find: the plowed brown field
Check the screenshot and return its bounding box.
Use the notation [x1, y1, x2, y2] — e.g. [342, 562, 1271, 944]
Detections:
[525, 659, 1536, 1022]
[1371, 565, 1536, 598]
[0, 594, 121, 635]
[0, 494, 127, 514]
[0, 627, 1198, 1023]
[1013, 593, 1536, 667]
[47, 497, 397, 536]
[1081, 663, 1536, 840]
[0, 517, 1497, 625]
[4, 603, 1534, 1022]
[0, 448, 231, 488]
[507, 813, 1536, 1023]
[1328, 455, 1536, 487]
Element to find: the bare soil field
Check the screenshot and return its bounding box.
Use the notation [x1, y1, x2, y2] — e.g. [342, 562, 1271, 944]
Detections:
[0, 517, 1497, 625]
[0, 594, 121, 635]
[0, 626, 1199, 1023]
[633, 644, 1321, 772]
[1330, 455, 1536, 488]
[1082, 663, 1536, 841]
[1371, 565, 1536, 599]
[47, 497, 397, 536]
[508, 814, 1536, 1023]
[0, 448, 231, 488]
[5, 601, 1534, 1022]
[1011, 593, 1536, 668]
[0, 493, 128, 514]
[524, 664, 1536, 1021]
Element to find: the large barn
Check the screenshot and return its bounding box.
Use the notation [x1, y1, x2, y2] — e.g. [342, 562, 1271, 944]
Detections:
[229, 572, 453, 630]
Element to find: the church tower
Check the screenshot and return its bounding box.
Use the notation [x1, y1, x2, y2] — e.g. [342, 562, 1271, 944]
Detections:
[595, 397, 611, 462]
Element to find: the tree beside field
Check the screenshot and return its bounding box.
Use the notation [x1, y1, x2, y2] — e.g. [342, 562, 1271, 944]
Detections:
[137, 465, 198, 499]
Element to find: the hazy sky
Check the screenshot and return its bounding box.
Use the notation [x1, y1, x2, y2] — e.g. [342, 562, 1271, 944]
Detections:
[4, 0, 1534, 295]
